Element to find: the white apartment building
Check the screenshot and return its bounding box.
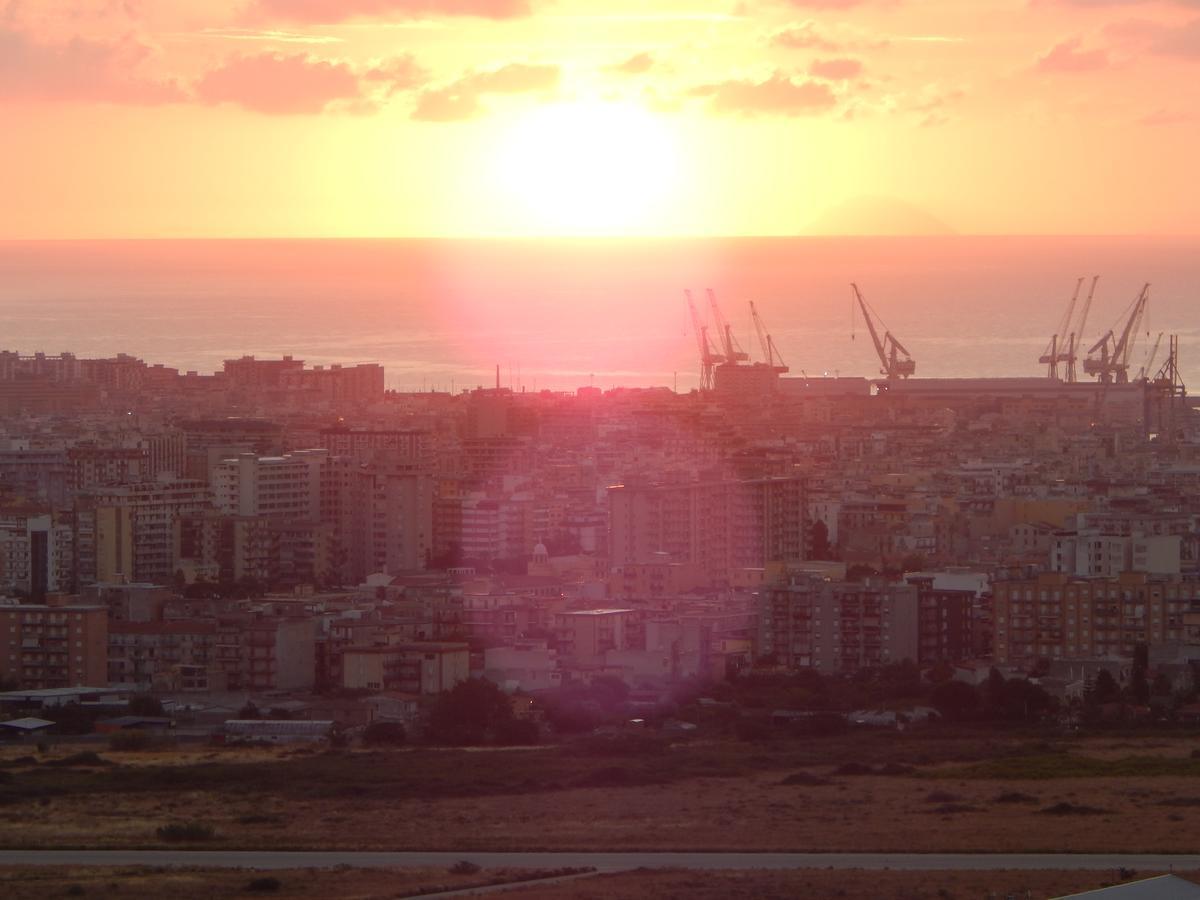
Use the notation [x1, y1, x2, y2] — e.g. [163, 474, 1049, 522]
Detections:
[212, 449, 327, 521]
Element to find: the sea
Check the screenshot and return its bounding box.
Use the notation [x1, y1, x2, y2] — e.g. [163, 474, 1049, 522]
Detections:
[0, 236, 1196, 393]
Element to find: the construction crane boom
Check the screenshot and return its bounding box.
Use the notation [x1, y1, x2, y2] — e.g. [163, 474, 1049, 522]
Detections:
[851, 283, 916, 381]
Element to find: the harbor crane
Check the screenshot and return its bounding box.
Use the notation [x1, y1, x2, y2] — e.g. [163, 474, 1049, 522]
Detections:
[1064, 275, 1099, 383]
[685, 289, 724, 391]
[1039, 276, 1098, 382]
[851, 283, 916, 381]
[1039, 277, 1083, 380]
[1138, 331, 1165, 381]
[1083, 283, 1150, 384]
[706, 289, 749, 364]
[749, 301, 789, 373]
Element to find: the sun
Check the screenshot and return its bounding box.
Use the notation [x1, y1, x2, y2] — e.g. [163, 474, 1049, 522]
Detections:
[492, 100, 683, 235]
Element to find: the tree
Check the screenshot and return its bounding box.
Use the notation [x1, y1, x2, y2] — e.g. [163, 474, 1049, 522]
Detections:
[425, 678, 517, 746]
[1093, 668, 1120, 705]
[1129, 643, 1150, 705]
[128, 694, 165, 717]
[810, 519, 831, 560]
[930, 679, 979, 722]
[238, 701, 261, 719]
[363, 721, 407, 746]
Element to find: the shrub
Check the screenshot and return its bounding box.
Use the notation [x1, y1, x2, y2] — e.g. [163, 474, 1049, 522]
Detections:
[994, 791, 1040, 804]
[43, 752, 109, 768]
[362, 721, 407, 746]
[109, 730, 169, 752]
[781, 771, 832, 787]
[245, 877, 282, 892]
[448, 860, 481, 875]
[156, 821, 215, 842]
[924, 791, 963, 803]
[834, 762, 875, 776]
[1039, 802, 1106, 816]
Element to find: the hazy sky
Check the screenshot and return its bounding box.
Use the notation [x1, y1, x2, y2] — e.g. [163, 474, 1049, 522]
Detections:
[2, 0, 1198, 237]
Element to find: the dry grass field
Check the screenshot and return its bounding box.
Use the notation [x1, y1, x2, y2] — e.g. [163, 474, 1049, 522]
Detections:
[3, 730, 1200, 853]
[1, 866, 1193, 900]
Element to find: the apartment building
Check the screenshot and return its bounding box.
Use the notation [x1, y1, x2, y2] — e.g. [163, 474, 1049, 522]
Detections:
[212, 449, 327, 521]
[0, 511, 74, 598]
[760, 578, 919, 674]
[609, 474, 808, 584]
[993, 572, 1200, 667]
[0, 598, 108, 689]
[74, 477, 212, 585]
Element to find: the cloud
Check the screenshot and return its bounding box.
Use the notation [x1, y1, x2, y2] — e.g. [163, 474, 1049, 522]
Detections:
[245, 0, 532, 24]
[0, 26, 184, 104]
[605, 52, 656, 76]
[783, 0, 874, 7]
[195, 52, 424, 114]
[1036, 1, 1200, 7]
[1035, 36, 1110, 72]
[1152, 17, 1200, 57]
[411, 61, 559, 121]
[1139, 108, 1195, 124]
[690, 72, 838, 116]
[772, 20, 888, 52]
[773, 21, 840, 50]
[809, 57, 863, 80]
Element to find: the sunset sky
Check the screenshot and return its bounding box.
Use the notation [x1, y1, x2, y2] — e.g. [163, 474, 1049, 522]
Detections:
[2, 0, 1198, 238]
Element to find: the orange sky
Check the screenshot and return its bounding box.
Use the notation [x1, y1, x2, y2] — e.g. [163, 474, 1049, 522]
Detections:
[1, 0, 1198, 237]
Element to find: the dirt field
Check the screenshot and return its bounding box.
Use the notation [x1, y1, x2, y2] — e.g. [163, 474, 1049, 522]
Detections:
[1, 866, 1192, 900]
[0, 865, 567, 899]
[4, 732, 1200, 853]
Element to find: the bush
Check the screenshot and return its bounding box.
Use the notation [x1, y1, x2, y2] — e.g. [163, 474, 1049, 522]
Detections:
[781, 771, 832, 786]
[449, 860, 481, 875]
[43, 752, 109, 768]
[1039, 802, 1106, 816]
[156, 821, 215, 842]
[833, 762, 875, 776]
[109, 730, 170, 752]
[362, 721, 407, 746]
[994, 791, 1040, 804]
[245, 877, 282, 892]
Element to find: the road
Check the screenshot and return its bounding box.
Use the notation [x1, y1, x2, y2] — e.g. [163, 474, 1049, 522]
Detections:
[2, 851, 1200, 872]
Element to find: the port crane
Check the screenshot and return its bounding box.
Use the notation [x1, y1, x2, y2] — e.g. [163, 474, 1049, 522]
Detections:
[1083, 283, 1150, 384]
[749, 301, 789, 373]
[706, 289, 749, 363]
[851, 283, 916, 380]
[1138, 331, 1165, 381]
[1039, 276, 1098, 382]
[1064, 276, 1098, 383]
[685, 289, 724, 391]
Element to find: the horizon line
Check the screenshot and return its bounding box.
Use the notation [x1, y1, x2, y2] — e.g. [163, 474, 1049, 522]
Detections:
[2, 232, 1199, 242]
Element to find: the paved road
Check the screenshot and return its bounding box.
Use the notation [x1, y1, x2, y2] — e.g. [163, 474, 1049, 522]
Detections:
[2, 851, 1200, 871]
